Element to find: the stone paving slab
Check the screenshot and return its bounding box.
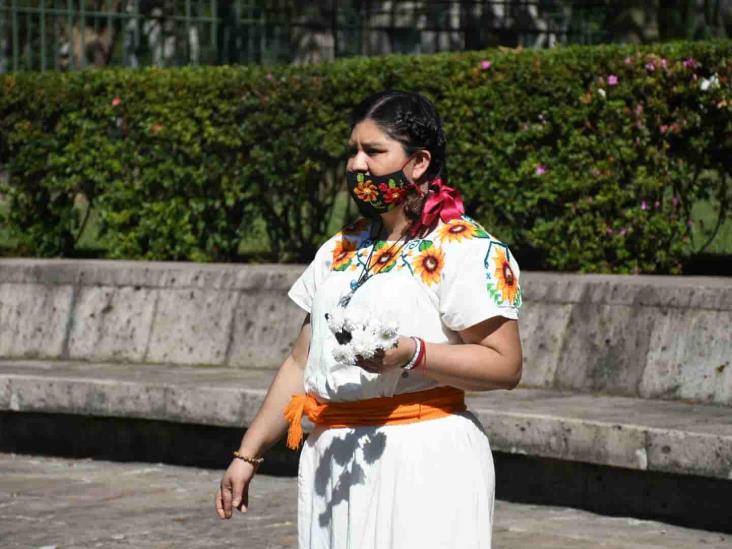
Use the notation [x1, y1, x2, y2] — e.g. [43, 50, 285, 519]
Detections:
[0, 453, 730, 549]
[2, 360, 731, 479]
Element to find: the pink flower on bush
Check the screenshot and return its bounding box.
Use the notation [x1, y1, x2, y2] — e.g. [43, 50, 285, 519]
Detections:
[645, 62, 656, 72]
[659, 124, 669, 134]
[641, 201, 649, 210]
[624, 56, 633, 65]
[111, 96, 122, 107]
[672, 196, 680, 207]
[480, 60, 492, 71]
[683, 57, 699, 70]
[660, 58, 668, 68]
[618, 227, 628, 236]
[535, 164, 546, 176]
[607, 74, 618, 86]
[266, 72, 273, 80]
[654, 200, 660, 209]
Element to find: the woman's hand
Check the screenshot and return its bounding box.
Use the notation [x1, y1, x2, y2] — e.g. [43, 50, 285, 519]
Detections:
[356, 335, 416, 373]
[216, 458, 257, 519]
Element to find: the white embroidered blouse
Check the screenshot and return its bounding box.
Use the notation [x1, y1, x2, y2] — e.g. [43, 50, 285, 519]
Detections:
[287, 215, 522, 402]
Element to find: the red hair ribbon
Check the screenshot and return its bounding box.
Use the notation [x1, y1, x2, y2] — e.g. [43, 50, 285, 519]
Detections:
[410, 178, 465, 236]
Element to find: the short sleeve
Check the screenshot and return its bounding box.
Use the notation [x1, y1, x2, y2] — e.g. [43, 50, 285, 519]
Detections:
[287, 239, 333, 313]
[439, 238, 522, 332]
[287, 261, 317, 314]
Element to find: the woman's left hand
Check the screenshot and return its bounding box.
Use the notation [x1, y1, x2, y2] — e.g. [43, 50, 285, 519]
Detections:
[355, 336, 416, 373]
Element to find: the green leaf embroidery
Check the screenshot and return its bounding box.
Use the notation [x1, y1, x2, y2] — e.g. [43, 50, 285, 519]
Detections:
[486, 282, 503, 306]
[419, 240, 433, 251]
[380, 261, 397, 273]
[334, 259, 352, 272]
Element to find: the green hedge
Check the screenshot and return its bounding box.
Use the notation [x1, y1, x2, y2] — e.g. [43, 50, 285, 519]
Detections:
[1, 40, 730, 272]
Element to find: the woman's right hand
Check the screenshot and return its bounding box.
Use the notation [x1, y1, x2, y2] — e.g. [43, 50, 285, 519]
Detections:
[215, 458, 257, 519]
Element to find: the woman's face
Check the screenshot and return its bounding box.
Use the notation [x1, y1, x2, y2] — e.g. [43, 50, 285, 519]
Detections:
[346, 118, 431, 182]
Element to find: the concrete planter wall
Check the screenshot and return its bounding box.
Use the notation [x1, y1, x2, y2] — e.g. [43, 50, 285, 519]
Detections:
[1, 259, 730, 406]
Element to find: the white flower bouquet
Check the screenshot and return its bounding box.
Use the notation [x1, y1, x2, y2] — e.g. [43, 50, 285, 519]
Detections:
[326, 305, 400, 365]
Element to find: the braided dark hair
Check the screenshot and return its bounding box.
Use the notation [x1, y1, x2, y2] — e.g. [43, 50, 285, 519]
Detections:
[350, 90, 448, 224]
[350, 90, 447, 185]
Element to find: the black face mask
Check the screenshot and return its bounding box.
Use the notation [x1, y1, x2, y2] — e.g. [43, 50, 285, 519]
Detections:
[345, 157, 415, 218]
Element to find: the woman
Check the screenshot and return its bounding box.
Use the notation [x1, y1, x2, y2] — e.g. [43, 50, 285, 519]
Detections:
[216, 90, 523, 548]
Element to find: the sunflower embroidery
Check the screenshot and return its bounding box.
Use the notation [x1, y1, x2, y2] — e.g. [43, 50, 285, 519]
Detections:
[489, 247, 520, 305]
[332, 238, 357, 271]
[369, 243, 399, 273]
[438, 219, 480, 242]
[413, 242, 445, 285]
[329, 216, 520, 315]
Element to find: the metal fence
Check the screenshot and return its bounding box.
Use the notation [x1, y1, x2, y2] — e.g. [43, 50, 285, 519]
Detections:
[1, 0, 729, 72]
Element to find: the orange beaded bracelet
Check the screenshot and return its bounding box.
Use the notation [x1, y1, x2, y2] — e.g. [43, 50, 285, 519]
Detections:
[233, 450, 264, 466]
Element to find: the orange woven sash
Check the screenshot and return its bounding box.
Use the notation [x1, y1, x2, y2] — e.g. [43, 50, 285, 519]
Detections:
[283, 385, 466, 450]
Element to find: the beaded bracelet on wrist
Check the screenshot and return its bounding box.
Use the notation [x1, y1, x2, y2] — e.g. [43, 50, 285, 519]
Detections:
[233, 450, 264, 465]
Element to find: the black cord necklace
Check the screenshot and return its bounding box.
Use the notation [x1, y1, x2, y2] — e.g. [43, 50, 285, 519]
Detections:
[337, 217, 413, 308]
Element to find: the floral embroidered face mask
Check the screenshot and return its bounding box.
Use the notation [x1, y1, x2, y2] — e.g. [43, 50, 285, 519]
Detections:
[346, 156, 416, 218]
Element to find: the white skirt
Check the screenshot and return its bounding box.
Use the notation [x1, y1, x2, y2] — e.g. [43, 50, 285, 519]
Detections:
[297, 409, 495, 549]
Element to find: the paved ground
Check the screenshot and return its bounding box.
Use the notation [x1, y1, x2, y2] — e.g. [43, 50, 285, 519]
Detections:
[0, 452, 730, 549]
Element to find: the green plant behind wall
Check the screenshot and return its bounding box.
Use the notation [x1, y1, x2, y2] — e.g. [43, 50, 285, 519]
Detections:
[1, 40, 730, 272]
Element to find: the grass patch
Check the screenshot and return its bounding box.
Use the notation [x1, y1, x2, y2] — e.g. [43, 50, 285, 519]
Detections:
[690, 198, 732, 256]
[0, 197, 15, 251]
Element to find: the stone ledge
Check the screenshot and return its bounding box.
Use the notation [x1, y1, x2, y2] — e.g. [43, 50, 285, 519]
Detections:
[2, 260, 731, 406]
[1, 259, 730, 310]
[0, 258, 304, 291]
[1, 360, 730, 480]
